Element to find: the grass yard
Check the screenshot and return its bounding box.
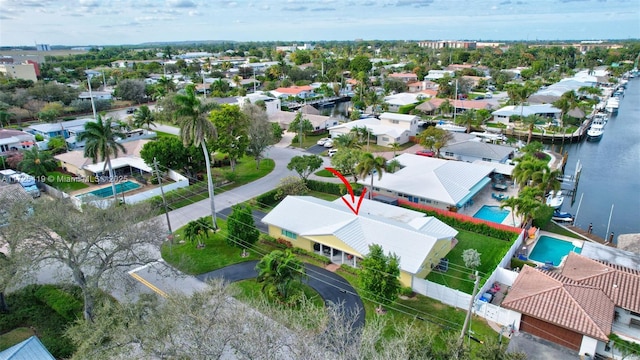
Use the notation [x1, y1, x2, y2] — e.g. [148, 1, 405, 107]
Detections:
[426, 230, 513, 294]
[335, 268, 503, 354]
[307, 190, 340, 202]
[232, 279, 325, 310]
[155, 130, 178, 139]
[314, 169, 337, 178]
[45, 171, 89, 192]
[0, 328, 34, 350]
[542, 221, 583, 239]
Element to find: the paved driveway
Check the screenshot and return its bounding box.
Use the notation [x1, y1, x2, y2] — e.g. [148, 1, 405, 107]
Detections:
[198, 261, 365, 329]
[307, 144, 330, 154]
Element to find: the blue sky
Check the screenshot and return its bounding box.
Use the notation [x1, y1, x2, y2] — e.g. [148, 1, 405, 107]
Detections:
[1, 0, 638, 46]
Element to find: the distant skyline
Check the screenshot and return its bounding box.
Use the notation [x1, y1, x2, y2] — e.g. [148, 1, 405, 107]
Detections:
[1, 0, 638, 47]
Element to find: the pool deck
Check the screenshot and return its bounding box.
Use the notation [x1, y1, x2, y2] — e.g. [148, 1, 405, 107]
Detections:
[520, 231, 585, 268]
[458, 181, 522, 227]
[72, 179, 147, 198]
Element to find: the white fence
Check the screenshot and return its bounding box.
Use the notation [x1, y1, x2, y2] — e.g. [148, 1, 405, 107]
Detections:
[124, 170, 188, 204]
[412, 229, 527, 327]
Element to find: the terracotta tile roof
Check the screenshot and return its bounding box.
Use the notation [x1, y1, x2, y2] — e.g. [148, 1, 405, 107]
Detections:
[274, 85, 313, 95]
[428, 98, 494, 110]
[502, 265, 614, 342]
[561, 252, 640, 313]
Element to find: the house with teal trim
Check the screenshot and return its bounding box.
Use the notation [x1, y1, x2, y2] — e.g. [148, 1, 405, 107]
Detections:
[261, 196, 458, 287]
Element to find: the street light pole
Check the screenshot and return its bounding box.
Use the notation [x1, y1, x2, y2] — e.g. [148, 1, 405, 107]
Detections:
[87, 73, 97, 120]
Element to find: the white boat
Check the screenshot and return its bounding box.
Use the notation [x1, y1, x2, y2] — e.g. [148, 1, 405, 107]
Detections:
[605, 98, 619, 113]
[586, 116, 606, 141]
[436, 122, 466, 133]
[546, 190, 564, 209]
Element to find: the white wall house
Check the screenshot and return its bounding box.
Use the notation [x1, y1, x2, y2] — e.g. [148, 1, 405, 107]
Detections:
[327, 112, 420, 147]
[491, 104, 561, 126]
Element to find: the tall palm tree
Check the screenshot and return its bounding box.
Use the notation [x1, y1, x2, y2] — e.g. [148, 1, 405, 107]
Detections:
[356, 153, 386, 199]
[521, 114, 546, 145]
[174, 84, 219, 229]
[512, 158, 547, 189]
[18, 147, 57, 179]
[256, 250, 306, 300]
[132, 105, 156, 130]
[455, 109, 477, 133]
[77, 115, 126, 202]
[333, 133, 361, 149]
[532, 166, 562, 197]
[183, 217, 209, 248]
[552, 90, 578, 128]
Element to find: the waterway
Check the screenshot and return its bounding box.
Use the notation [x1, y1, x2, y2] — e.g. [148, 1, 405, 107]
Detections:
[555, 77, 640, 240]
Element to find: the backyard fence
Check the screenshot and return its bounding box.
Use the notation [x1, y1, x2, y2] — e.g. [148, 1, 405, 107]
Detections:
[124, 169, 188, 205]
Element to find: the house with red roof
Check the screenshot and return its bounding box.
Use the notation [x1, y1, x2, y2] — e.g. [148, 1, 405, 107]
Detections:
[502, 252, 640, 358]
[270, 85, 315, 99]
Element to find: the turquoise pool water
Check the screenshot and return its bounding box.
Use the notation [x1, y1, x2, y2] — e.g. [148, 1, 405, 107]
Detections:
[529, 235, 582, 266]
[81, 181, 141, 198]
[473, 205, 509, 224]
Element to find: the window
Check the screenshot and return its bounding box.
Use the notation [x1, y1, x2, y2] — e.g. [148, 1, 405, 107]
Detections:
[382, 137, 389, 141]
[281, 229, 297, 239]
[445, 152, 454, 156]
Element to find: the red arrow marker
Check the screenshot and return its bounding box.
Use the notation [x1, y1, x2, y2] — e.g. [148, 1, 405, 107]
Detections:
[325, 167, 367, 215]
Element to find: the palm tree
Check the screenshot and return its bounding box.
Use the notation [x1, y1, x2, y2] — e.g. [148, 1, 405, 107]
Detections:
[333, 133, 360, 149]
[174, 84, 219, 229]
[356, 152, 386, 199]
[500, 196, 521, 228]
[389, 142, 401, 157]
[438, 99, 454, 117]
[77, 115, 126, 202]
[512, 158, 547, 189]
[18, 147, 57, 179]
[455, 109, 477, 133]
[183, 217, 209, 248]
[256, 250, 306, 300]
[132, 105, 156, 130]
[552, 90, 578, 128]
[521, 114, 546, 145]
[532, 165, 562, 197]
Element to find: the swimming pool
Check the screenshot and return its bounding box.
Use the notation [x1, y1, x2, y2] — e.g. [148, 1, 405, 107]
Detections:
[473, 205, 509, 224]
[529, 235, 582, 266]
[80, 181, 141, 198]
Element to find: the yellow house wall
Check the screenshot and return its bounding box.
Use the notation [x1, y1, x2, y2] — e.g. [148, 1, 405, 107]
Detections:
[267, 225, 313, 252]
[399, 270, 413, 287]
[415, 238, 453, 279]
[305, 235, 362, 257]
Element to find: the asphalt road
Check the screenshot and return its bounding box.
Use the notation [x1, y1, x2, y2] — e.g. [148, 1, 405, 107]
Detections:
[198, 261, 365, 329]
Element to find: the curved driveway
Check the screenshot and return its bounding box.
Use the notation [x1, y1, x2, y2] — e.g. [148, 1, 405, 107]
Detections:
[198, 260, 365, 329]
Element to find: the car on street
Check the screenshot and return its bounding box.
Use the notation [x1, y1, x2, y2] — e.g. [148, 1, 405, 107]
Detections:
[126, 108, 135, 114]
[317, 138, 330, 146]
[328, 148, 338, 157]
[416, 150, 435, 157]
[323, 139, 334, 148]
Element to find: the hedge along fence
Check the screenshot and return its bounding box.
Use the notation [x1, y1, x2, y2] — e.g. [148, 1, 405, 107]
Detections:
[306, 179, 364, 196]
[397, 198, 521, 241]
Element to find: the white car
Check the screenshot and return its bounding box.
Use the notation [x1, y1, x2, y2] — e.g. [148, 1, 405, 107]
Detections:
[328, 148, 338, 157]
[317, 138, 330, 146]
[323, 139, 334, 148]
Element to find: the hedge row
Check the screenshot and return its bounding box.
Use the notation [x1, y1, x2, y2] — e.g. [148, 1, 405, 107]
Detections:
[306, 179, 364, 196]
[255, 188, 281, 208]
[34, 285, 83, 322]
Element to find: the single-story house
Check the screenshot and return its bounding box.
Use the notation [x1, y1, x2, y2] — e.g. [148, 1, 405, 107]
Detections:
[358, 153, 495, 210]
[55, 139, 152, 181]
[327, 112, 420, 147]
[503, 252, 640, 358]
[491, 104, 561, 126]
[387, 72, 418, 83]
[238, 91, 282, 116]
[270, 85, 315, 99]
[528, 78, 594, 104]
[261, 196, 458, 287]
[269, 110, 339, 132]
[408, 80, 439, 93]
[27, 118, 114, 140]
[440, 135, 515, 163]
[428, 98, 495, 113]
[0, 129, 36, 155]
[424, 70, 455, 80]
[383, 92, 426, 112]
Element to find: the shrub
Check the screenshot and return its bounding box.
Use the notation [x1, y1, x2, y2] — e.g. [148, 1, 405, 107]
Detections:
[399, 286, 414, 297]
[35, 134, 44, 141]
[255, 189, 281, 208]
[34, 285, 83, 322]
[339, 264, 360, 276]
[290, 247, 332, 265]
[276, 238, 293, 248]
[510, 257, 537, 271]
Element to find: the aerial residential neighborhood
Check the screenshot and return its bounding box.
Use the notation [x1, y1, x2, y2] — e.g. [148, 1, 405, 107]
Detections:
[0, 15, 639, 358]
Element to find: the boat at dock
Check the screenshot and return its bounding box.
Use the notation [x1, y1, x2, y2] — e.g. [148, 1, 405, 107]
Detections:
[546, 190, 564, 209]
[605, 97, 619, 114]
[586, 115, 606, 141]
[552, 210, 574, 223]
[436, 121, 466, 133]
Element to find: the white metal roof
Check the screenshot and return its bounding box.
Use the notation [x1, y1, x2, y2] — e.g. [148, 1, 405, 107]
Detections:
[261, 196, 457, 274]
[378, 112, 419, 122]
[358, 153, 494, 206]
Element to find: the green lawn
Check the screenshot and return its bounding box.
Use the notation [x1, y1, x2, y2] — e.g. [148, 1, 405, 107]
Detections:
[45, 171, 89, 192]
[154, 130, 178, 139]
[232, 279, 325, 310]
[0, 328, 33, 351]
[314, 169, 336, 178]
[307, 190, 340, 202]
[426, 230, 513, 294]
[542, 221, 583, 239]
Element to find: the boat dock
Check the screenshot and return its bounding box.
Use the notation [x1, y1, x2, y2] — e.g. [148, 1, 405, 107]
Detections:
[563, 224, 613, 246]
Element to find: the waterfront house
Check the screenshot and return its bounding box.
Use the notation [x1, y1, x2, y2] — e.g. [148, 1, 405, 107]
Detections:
[357, 153, 494, 211]
[270, 85, 315, 100]
[383, 92, 427, 112]
[440, 133, 515, 163]
[387, 72, 418, 83]
[502, 252, 640, 358]
[491, 104, 561, 126]
[261, 196, 458, 287]
[269, 110, 339, 132]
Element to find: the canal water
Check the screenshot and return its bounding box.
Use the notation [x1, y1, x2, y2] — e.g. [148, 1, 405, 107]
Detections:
[556, 77, 640, 239]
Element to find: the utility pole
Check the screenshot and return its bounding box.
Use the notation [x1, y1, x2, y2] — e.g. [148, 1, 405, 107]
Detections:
[154, 157, 173, 254]
[86, 72, 97, 120]
[460, 271, 480, 341]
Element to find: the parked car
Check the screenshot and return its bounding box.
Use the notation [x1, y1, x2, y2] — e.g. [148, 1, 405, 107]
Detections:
[485, 92, 493, 99]
[323, 139, 334, 148]
[316, 137, 330, 146]
[475, 95, 484, 100]
[416, 150, 435, 157]
[328, 148, 338, 157]
[126, 108, 135, 114]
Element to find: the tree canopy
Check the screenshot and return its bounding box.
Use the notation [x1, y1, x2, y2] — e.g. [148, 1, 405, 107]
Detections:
[360, 244, 401, 311]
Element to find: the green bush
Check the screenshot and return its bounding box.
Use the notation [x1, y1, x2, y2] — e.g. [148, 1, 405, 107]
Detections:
[306, 179, 364, 197]
[255, 189, 281, 208]
[510, 257, 537, 270]
[399, 286, 414, 297]
[339, 264, 360, 275]
[34, 134, 44, 141]
[532, 205, 554, 228]
[34, 285, 83, 322]
[290, 247, 332, 265]
[398, 103, 418, 114]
